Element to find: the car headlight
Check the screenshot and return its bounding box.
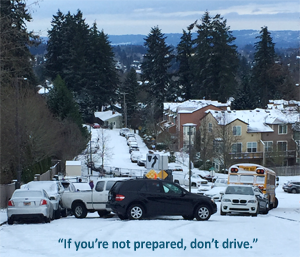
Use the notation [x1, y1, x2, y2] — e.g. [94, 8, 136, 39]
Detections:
[248, 200, 257, 203]
[222, 199, 231, 202]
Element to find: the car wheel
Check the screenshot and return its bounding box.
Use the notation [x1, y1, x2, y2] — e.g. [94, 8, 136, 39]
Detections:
[191, 183, 196, 187]
[127, 204, 144, 220]
[73, 202, 87, 219]
[195, 205, 211, 221]
[182, 215, 194, 220]
[44, 216, 51, 223]
[174, 180, 179, 185]
[61, 208, 67, 218]
[220, 206, 226, 216]
[273, 197, 279, 208]
[98, 210, 110, 217]
[7, 218, 13, 225]
[54, 208, 61, 219]
[291, 189, 297, 194]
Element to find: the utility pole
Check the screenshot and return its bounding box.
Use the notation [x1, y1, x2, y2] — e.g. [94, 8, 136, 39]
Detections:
[121, 92, 128, 128]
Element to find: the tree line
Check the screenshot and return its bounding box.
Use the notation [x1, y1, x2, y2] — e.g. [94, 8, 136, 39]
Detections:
[1, 1, 297, 183]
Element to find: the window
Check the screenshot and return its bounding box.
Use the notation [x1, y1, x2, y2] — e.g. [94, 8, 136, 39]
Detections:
[247, 142, 257, 152]
[208, 123, 213, 132]
[264, 141, 273, 152]
[95, 181, 105, 192]
[277, 141, 287, 152]
[240, 175, 254, 183]
[256, 176, 265, 184]
[278, 124, 287, 134]
[233, 126, 242, 136]
[232, 143, 242, 153]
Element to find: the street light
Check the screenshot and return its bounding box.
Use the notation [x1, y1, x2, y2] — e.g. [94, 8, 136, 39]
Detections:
[182, 123, 196, 192]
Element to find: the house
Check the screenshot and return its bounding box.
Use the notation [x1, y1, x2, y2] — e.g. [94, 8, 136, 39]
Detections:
[94, 110, 122, 129]
[200, 100, 300, 170]
[161, 100, 231, 150]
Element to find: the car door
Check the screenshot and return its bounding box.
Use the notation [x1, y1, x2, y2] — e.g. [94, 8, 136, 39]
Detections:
[140, 180, 166, 216]
[160, 181, 191, 215]
[92, 181, 107, 209]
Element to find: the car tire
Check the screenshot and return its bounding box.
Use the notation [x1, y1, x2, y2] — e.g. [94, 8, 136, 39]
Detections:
[73, 202, 87, 219]
[182, 215, 194, 220]
[7, 218, 13, 225]
[117, 214, 127, 220]
[174, 180, 179, 185]
[220, 207, 226, 216]
[127, 204, 145, 220]
[44, 216, 51, 223]
[291, 189, 297, 194]
[98, 210, 110, 217]
[54, 208, 61, 219]
[195, 205, 211, 221]
[61, 208, 67, 218]
[273, 197, 279, 208]
[262, 202, 269, 215]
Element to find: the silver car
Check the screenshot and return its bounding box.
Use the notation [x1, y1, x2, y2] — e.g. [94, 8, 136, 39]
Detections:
[7, 189, 54, 225]
[22, 181, 66, 218]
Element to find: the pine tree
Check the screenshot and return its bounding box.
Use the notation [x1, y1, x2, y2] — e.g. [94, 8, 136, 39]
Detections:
[176, 28, 195, 100]
[0, 0, 38, 87]
[252, 26, 276, 108]
[141, 26, 174, 119]
[122, 68, 139, 127]
[193, 12, 238, 102]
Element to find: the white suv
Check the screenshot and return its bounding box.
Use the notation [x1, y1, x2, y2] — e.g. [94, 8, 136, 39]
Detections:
[220, 185, 259, 216]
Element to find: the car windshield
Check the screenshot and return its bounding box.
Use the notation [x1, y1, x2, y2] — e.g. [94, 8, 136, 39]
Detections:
[225, 186, 254, 195]
[13, 191, 43, 198]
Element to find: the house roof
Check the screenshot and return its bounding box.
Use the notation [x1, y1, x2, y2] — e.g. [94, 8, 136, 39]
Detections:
[94, 110, 122, 122]
[164, 99, 230, 114]
[206, 107, 300, 133]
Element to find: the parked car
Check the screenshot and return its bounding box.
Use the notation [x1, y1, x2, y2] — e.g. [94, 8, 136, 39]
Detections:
[92, 123, 100, 128]
[137, 155, 147, 166]
[7, 189, 54, 225]
[211, 178, 228, 188]
[253, 187, 269, 214]
[130, 151, 142, 163]
[282, 181, 300, 193]
[127, 137, 137, 146]
[125, 133, 135, 140]
[129, 145, 139, 154]
[22, 181, 66, 219]
[119, 128, 130, 136]
[220, 185, 265, 216]
[61, 181, 76, 192]
[107, 178, 217, 221]
[203, 187, 226, 202]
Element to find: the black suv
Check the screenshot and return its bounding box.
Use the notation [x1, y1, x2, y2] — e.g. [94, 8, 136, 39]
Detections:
[107, 179, 217, 221]
[282, 181, 300, 193]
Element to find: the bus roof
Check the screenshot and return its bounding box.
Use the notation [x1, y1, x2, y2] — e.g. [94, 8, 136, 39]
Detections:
[229, 163, 276, 175]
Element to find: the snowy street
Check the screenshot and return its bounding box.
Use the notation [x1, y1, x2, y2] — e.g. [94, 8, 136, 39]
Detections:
[0, 128, 299, 257]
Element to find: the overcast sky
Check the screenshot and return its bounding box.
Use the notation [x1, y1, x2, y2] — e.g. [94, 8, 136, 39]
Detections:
[26, 0, 299, 36]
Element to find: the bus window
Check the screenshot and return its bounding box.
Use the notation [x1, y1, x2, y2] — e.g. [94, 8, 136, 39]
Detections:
[240, 175, 254, 183]
[256, 176, 265, 184]
[229, 175, 238, 182]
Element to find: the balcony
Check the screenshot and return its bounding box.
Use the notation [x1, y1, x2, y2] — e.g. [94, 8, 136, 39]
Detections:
[229, 150, 296, 160]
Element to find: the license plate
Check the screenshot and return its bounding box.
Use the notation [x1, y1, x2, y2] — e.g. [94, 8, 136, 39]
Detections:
[24, 202, 31, 206]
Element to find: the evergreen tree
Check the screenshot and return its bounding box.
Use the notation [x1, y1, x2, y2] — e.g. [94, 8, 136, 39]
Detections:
[47, 75, 87, 137]
[252, 26, 276, 108]
[86, 25, 119, 111]
[141, 26, 174, 119]
[193, 12, 238, 102]
[176, 28, 195, 100]
[122, 68, 139, 127]
[0, 0, 38, 87]
[45, 11, 119, 121]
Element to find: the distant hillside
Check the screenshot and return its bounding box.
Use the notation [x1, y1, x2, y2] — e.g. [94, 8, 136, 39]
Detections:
[108, 30, 299, 49]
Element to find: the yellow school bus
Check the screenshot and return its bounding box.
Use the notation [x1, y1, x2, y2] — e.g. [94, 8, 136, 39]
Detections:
[227, 163, 279, 209]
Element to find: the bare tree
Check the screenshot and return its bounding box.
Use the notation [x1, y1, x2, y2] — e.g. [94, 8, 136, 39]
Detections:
[97, 129, 114, 173]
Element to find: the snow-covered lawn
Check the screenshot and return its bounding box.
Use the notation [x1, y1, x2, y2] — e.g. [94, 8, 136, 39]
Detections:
[1, 128, 299, 257]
